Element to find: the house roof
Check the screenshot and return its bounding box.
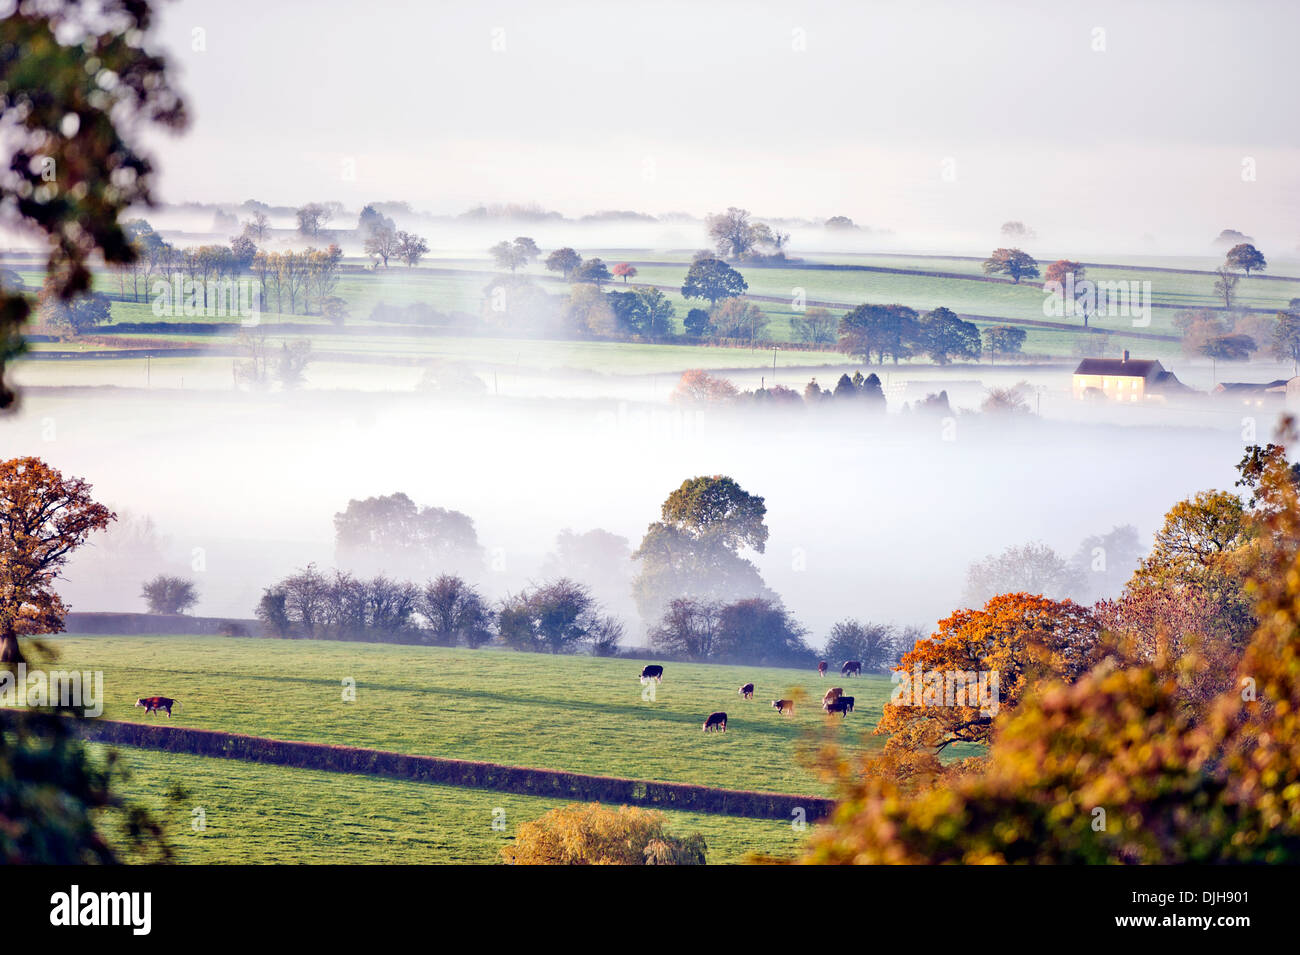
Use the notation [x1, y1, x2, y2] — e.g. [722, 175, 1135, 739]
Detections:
[1213, 380, 1289, 394]
[1073, 358, 1163, 378]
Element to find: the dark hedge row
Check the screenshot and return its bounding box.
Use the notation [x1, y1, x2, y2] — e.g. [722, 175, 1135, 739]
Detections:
[76, 718, 834, 822]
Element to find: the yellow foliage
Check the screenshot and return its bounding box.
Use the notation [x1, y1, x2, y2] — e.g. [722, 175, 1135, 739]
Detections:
[501, 803, 706, 865]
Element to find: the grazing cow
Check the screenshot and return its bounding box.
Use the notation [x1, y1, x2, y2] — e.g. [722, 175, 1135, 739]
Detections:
[822, 687, 844, 707]
[817, 661, 828, 678]
[824, 696, 854, 717]
[771, 699, 794, 715]
[135, 696, 180, 717]
[841, 660, 862, 677]
[703, 711, 728, 733]
[738, 682, 755, 700]
[639, 664, 664, 684]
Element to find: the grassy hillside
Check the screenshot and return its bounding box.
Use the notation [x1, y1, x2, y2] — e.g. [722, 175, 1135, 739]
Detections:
[46, 635, 891, 795]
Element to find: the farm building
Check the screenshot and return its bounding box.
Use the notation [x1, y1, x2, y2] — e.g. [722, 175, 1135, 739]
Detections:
[1071, 352, 1188, 402]
[1212, 379, 1289, 407]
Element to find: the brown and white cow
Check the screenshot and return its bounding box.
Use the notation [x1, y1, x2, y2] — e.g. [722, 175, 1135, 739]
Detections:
[771, 699, 794, 715]
[702, 711, 728, 733]
[822, 687, 844, 707]
[135, 696, 180, 717]
[841, 660, 862, 677]
[817, 661, 828, 678]
[738, 682, 755, 700]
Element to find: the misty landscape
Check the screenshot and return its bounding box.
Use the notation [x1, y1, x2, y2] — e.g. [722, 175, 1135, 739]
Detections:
[2, 0, 1300, 909]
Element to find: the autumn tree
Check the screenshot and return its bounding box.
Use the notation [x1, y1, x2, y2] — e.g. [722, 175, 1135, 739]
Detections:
[502, 803, 705, 865]
[612, 262, 638, 284]
[709, 297, 768, 343]
[572, 257, 611, 286]
[0, 457, 115, 663]
[0, 0, 187, 408]
[982, 248, 1039, 284]
[1043, 259, 1084, 287]
[670, 369, 738, 404]
[871, 593, 1101, 778]
[791, 307, 838, 345]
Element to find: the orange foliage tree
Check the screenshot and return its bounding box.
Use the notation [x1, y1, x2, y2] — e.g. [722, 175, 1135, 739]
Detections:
[800, 431, 1300, 863]
[876, 594, 1099, 749]
[0, 457, 114, 664]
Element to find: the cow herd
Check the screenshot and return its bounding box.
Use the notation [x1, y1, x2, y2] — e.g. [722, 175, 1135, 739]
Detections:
[638, 659, 865, 734]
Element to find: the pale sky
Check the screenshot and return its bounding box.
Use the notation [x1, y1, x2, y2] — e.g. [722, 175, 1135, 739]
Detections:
[138, 0, 1300, 246]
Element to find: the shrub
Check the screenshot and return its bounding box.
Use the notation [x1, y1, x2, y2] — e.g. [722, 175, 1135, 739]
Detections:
[501, 803, 706, 865]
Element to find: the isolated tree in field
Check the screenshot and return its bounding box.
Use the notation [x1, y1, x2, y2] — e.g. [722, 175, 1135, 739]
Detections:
[1212, 267, 1239, 308]
[1224, 243, 1266, 276]
[612, 262, 638, 284]
[706, 207, 758, 260]
[420, 575, 493, 647]
[681, 257, 747, 306]
[573, 257, 612, 286]
[982, 248, 1039, 284]
[791, 307, 838, 345]
[391, 231, 427, 268]
[981, 324, 1027, 361]
[0, 0, 187, 409]
[0, 457, 115, 664]
[545, 247, 583, 280]
[918, 306, 980, 364]
[243, 210, 271, 242]
[364, 224, 399, 268]
[1043, 259, 1084, 288]
[838, 303, 919, 364]
[140, 575, 198, 615]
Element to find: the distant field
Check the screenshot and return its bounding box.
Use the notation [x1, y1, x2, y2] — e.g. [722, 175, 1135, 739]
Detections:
[99, 745, 812, 864]
[44, 635, 892, 795]
[16, 249, 1296, 385]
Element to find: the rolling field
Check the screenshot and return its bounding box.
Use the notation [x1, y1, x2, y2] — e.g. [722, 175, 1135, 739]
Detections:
[42, 635, 892, 795]
[97, 745, 813, 864]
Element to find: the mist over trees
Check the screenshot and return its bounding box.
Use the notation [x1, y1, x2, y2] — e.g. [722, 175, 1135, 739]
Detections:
[333, 492, 484, 579]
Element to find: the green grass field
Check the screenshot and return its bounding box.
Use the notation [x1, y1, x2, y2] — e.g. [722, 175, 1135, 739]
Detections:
[99, 745, 813, 864]
[44, 635, 888, 795]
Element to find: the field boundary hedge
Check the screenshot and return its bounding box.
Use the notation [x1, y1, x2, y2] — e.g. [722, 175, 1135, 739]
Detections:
[72, 717, 837, 822]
